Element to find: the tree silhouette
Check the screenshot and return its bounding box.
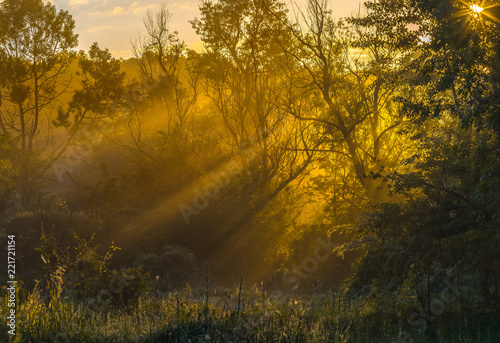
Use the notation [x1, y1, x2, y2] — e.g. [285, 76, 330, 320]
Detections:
[0, 0, 78, 206]
[267, 0, 417, 203]
[0, 0, 78, 154]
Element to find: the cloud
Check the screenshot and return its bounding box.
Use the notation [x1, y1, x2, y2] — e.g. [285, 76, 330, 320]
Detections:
[170, 2, 197, 11]
[87, 25, 113, 33]
[89, 6, 127, 16]
[69, 0, 88, 6]
[129, 2, 158, 14]
[89, 3, 157, 16]
[109, 6, 127, 16]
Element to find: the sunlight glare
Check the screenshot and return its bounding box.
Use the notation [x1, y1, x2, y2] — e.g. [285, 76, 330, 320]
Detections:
[470, 4, 484, 16]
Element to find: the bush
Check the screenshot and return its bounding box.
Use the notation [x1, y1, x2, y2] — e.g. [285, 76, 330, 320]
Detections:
[134, 245, 197, 289]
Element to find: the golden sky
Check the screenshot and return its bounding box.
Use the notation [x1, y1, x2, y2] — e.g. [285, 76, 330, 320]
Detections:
[49, 0, 364, 58]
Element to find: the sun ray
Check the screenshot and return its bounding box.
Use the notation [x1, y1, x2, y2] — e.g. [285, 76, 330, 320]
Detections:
[455, 0, 500, 24]
[482, 8, 500, 24]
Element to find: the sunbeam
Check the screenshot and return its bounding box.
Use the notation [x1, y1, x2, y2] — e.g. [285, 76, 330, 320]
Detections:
[456, 0, 500, 25]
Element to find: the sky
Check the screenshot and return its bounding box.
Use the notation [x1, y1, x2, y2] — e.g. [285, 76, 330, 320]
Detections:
[48, 0, 365, 58]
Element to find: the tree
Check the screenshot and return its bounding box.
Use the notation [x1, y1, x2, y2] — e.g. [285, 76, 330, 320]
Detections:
[192, 0, 316, 209]
[0, 0, 78, 155]
[340, 0, 500, 336]
[54, 43, 125, 134]
[267, 0, 417, 204]
[132, 4, 200, 141]
[0, 134, 18, 214]
[179, 0, 321, 278]
[47, 43, 126, 184]
[0, 0, 78, 206]
[399, 0, 500, 134]
[346, 120, 500, 334]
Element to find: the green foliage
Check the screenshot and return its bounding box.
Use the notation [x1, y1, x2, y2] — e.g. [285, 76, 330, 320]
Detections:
[0, 0, 78, 81]
[0, 134, 18, 213]
[0, 1, 499, 341]
[0, 0, 79, 209]
[0, 0, 78, 151]
[395, 0, 500, 134]
[346, 124, 500, 333]
[349, 0, 421, 51]
[35, 225, 151, 309]
[54, 42, 125, 132]
[338, 0, 500, 338]
[134, 245, 197, 289]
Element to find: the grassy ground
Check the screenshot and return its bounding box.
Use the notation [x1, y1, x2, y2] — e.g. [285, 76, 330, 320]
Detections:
[1, 284, 498, 342]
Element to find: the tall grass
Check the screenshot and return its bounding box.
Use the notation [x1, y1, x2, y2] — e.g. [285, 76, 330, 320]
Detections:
[1, 284, 498, 342]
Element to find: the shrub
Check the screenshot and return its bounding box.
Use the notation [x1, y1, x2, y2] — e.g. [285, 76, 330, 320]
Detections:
[134, 245, 197, 289]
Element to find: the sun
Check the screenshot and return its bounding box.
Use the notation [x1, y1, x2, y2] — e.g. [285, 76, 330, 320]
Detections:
[456, 1, 500, 24]
[470, 4, 484, 17]
[458, 1, 486, 21]
[451, 0, 500, 37]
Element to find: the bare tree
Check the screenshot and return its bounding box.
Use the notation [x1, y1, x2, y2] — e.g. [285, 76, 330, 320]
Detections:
[266, 0, 415, 203]
[192, 0, 317, 208]
[131, 5, 200, 136]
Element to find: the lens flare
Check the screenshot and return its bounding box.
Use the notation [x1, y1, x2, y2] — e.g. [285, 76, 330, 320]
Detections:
[470, 4, 484, 16]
